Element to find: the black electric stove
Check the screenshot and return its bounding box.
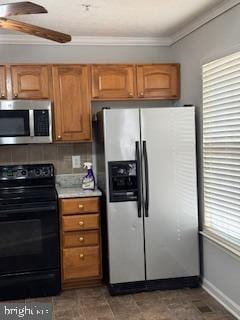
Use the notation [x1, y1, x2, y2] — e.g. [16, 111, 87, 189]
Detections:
[0, 164, 60, 300]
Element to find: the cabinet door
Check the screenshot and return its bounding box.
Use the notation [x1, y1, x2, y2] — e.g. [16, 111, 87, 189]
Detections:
[63, 246, 101, 280]
[91, 64, 135, 99]
[11, 65, 50, 99]
[137, 64, 180, 99]
[0, 66, 7, 99]
[52, 65, 91, 142]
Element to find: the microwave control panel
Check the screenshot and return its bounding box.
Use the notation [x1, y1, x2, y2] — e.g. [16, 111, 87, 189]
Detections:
[34, 110, 50, 136]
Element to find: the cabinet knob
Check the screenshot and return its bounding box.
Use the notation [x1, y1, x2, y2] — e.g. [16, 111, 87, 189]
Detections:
[79, 237, 84, 242]
[79, 221, 84, 226]
[1, 93, 5, 98]
[128, 92, 133, 97]
[79, 254, 84, 259]
[78, 204, 84, 209]
[14, 93, 18, 98]
[139, 92, 144, 97]
[57, 135, 62, 140]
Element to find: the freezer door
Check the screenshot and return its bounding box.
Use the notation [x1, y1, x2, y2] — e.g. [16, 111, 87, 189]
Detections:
[140, 107, 199, 280]
[103, 109, 145, 284]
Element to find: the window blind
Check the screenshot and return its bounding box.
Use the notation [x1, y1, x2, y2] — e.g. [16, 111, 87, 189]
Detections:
[202, 51, 240, 248]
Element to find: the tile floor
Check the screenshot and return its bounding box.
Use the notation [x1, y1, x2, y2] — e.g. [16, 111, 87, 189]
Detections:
[25, 286, 236, 320]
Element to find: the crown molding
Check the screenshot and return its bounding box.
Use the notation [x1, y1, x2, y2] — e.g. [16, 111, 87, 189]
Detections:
[0, 0, 239, 46]
[171, 0, 240, 44]
[0, 35, 172, 46]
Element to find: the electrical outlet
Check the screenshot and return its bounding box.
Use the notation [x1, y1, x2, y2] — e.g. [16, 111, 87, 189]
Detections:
[72, 155, 81, 169]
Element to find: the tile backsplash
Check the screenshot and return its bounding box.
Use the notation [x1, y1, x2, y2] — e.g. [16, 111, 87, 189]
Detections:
[0, 143, 92, 174]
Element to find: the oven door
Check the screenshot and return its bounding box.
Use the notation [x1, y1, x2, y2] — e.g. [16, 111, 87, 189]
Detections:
[0, 201, 60, 275]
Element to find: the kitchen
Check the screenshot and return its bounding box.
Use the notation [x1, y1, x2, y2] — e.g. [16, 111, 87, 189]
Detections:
[0, 1, 239, 319]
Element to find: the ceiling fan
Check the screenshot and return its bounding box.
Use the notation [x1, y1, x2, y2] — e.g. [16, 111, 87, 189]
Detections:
[0, 1, 71, 43]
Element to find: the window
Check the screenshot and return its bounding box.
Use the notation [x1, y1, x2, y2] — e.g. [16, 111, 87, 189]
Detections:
[202, 51, 240, 249]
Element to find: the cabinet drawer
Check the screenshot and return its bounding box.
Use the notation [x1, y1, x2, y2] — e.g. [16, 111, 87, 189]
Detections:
[63, 230, 99, 248]
[62, 214, 99, 231]
[63, 246, 100, 280]
[61, 198, 99, 215]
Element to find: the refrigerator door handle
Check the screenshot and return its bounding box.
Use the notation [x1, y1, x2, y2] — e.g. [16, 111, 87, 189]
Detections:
[136, 141, 142, 218]
[143, 140, 149, 217]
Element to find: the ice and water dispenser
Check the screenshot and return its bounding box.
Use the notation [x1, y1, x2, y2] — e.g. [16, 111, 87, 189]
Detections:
[108, 161, 138, 202]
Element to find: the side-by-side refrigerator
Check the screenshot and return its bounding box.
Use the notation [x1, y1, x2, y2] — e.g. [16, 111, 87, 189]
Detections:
[96, 107, 200, 295]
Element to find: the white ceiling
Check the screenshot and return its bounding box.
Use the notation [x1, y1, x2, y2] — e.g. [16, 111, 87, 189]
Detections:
[0, 0, 229, 38]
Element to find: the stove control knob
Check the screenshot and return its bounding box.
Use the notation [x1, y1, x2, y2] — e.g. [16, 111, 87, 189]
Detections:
[42, 168, 50, 176]
[34, 169, 41, 176]
[28, 170, 34, 177]
[21, 170, 27, 176]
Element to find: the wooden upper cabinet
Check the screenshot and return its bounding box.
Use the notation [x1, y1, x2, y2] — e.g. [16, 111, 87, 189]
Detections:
[52, 65, 91, 142]
[0, 66, 7, 99]
[91, 64, 135, 99]
[136, 64, 180, 99]
[10, 65, 50, 99]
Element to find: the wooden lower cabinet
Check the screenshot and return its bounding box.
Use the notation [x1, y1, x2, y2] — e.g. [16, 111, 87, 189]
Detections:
[63, 246, 100, 280]
[60, 197, 102, 289]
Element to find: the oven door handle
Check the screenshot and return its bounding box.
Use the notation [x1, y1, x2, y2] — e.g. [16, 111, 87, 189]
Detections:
[0, 205, 57, 215]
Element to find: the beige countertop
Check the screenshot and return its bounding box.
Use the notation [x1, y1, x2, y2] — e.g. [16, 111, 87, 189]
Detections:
[56, 185, 102, 198]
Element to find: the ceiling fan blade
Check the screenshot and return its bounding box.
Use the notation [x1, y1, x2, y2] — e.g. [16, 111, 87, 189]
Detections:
[0, 18, 71, 43]
[0, 2, 47, 17]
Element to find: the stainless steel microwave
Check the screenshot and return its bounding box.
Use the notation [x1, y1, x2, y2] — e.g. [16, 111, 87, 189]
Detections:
[0, 100, 52, 145]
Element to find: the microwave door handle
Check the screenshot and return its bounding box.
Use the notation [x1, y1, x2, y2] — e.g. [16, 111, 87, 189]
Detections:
[29, 109, 34, 137]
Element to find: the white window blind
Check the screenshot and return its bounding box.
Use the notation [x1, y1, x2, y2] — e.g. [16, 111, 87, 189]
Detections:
[202, 51, 240, 248]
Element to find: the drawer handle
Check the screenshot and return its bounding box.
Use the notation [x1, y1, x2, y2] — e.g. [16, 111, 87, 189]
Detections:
[79, 237, 84, 242]
[79, 221, 84, 226]
[78, 204, 84, 209]
[79, 254, 84, 259]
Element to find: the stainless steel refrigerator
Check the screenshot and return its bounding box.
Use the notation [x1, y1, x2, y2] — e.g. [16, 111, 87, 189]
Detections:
[96, 107, 200, 294]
